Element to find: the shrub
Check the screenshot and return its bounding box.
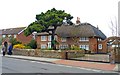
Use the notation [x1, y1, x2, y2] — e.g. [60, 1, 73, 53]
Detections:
[24, 45, 32, 49]
[9, 37, 21, 46]
[13, 44, 25, 49]
[47, 48, 53, 50]
[70, 45, 81, 50]
[27, 39, 37, 49]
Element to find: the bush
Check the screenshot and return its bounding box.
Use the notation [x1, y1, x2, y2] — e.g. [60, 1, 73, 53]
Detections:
[70, 46, 81, 50]
[47, 48, 53, 50]
[13, 44, 25, 49]
[9, 37, 21, 46]
[27, 39, 37, 49]
[24, 45, 32, 49]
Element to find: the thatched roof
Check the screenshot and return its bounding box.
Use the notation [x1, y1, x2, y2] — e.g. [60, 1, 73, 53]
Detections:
[55, 23, 106, 39]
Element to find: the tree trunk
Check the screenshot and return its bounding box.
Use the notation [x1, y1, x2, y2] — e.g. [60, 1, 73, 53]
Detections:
[51, 26, 57, 50]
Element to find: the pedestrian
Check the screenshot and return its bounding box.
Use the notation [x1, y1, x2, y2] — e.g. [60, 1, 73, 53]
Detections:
[8, 43, 13, 55]
[4, 41, 8, 55]
[2, 42, 6, 56]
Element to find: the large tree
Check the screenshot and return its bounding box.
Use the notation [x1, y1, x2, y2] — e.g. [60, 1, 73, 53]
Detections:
[24, 8, 73, 49]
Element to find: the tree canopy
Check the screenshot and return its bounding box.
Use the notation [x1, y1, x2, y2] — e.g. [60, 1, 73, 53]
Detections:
[24, 8, 73, 36]
[24, 8, 73, 49]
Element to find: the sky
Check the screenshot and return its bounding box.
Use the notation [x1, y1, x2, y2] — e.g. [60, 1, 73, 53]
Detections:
[0, 0, 119, 37]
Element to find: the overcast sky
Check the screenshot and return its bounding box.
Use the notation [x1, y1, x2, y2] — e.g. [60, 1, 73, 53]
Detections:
[0, 0, 119, 37]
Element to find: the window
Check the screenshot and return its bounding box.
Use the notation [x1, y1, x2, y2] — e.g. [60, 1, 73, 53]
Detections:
[80, 37, 89, 41]
[79, 45, 89, 50]
[61, 37, 66, 42]
[98, 38, 102, 41]
[48, 36, 51, 41]
[2, 35, 6, 38]
[41, 44, 47, 49]
[59, 44, 68, 49]
[98, 44, 102, 49]
[41, 36, 47, 41]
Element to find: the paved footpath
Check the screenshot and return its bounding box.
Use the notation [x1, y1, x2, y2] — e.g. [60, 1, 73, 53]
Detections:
[3, 55, 119, 72]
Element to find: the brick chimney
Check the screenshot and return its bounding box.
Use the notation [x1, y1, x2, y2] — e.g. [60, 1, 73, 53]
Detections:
[76, 17, 80, 25]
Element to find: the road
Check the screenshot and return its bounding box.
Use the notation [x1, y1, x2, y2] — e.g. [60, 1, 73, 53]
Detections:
[2, 57, 117, 73]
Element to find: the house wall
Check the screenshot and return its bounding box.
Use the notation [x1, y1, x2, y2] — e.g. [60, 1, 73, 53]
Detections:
[16, 32, 33, 44]
[36, 35, 107, 53]
[89, 37, 98, 53]
[36, 35, 51, 49]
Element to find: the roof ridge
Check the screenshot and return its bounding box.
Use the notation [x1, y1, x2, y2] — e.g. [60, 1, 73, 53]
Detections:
[2, 27, 26, 30]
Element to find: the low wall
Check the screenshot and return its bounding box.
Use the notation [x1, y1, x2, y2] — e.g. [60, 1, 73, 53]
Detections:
[13, 49, 85, 59]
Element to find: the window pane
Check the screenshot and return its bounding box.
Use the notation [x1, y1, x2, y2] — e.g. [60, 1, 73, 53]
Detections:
[80, 37, 89, 41]
[41, 36, 46, 41]
[86, 45, 89, 50]
[98, 44, 102, 49]
[48, 36, 51, 41]
[41, 44, 47, 49]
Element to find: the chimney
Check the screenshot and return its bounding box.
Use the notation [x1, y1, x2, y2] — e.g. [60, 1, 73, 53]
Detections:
[76, 17, 80, 25]
[97, 25, 99, 30]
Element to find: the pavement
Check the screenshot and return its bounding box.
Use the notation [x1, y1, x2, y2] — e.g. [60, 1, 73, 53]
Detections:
[2, 54, 120, 72]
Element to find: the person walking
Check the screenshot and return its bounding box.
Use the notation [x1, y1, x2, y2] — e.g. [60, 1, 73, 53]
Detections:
[4, 41, 8, 55]
[8, 43, 13, 55]
[2, 43, 6, 56]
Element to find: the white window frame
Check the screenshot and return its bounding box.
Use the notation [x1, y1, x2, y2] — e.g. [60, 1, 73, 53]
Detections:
[48, 35, 51, 41]
[41, 44, 47, 49]
[61, 37, 66, 42]
[80, 37, 89, 41]
[98, 38, 102, 41]
[79, 45, 89, 50]
[59, 44, 68, 49]
[41, 36, 47, 41]
[86, 45, 89, 50]
[98, 44, 102, 49]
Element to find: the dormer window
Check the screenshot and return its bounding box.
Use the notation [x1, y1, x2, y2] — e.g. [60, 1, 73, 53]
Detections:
[98, 38, 102, 41]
